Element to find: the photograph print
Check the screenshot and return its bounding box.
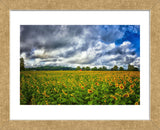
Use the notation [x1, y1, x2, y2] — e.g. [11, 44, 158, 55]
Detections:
[20, 25, 140, 105]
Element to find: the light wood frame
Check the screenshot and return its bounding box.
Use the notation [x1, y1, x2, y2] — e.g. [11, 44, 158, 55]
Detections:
[0, 0, 160, 129]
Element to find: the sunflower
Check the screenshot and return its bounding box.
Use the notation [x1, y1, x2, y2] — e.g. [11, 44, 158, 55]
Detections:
[130, 84, 134, 89]
[135, 102, 139, 105]
[88, 89, 93, 93]
[115, 83, 119, 87]
[119, 84, 124, 90]
[115, 93, 121, 97]
[109, 82, 112, 86]
[95, 82, 99, 86]
[113, 96, 118, 100]
[123, 93, 129, 98]
[81, 86, 84, 89]
[110, 95, 118, 100]
[91, 85, 95, 90]
[129, 80, 133, 83]
[129, 89, 134, 94]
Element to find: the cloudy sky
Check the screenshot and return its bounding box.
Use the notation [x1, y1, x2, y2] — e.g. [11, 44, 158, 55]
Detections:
[20, 25, 140, 69]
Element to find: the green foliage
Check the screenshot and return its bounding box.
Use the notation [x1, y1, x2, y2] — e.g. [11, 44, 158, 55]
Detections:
[112, 65, 118, 71]
[26, 66, 76, 71]
[20, 57, 25, 71]
[128, 64, 135, 71]
[98, 67, 103, 71]
[76, 66, 81, 70]
[91, 67, 97, 71]
[128, 64, 139, 71]
[85, 66, 90, 71]
[119, 67, 124, 71]
[25, 65, 140, 71]
[82, 67, 86, 71]
[102, 66, 107, 71]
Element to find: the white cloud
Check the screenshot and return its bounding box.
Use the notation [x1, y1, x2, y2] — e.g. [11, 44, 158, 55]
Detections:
[120, 41, 131, 47]
[130, 57, 140, 68]
[20, 26, 139, 69]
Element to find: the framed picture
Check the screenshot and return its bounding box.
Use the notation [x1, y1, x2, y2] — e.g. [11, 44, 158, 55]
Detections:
[0, 0, 159, 129]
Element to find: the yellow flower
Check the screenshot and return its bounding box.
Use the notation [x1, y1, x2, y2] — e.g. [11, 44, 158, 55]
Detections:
[129, 80, 133, 83]
[81, 86, 84, 89]
[130, 84, 134, 89]
[123, 81, 126, 86]
[110, 95, 118, 100]
[109, 82, 112, 86]
[95, 82, 99, 86]
[91, 85, 95, 90]
[135, 102, 139, 105]
[123, 93, 129, 98]
[115, 83, 119, 87]
[119, 84, 124, 90]
[88, 89, 93, 93]
[115, 93, 121, 97]
[129, 89, 134, 94]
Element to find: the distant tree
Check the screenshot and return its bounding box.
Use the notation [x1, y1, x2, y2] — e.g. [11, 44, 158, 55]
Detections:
[102, 66, 107, 71]
[134, 67, 139, 71]
[128, 64, 134, 71]
[111, 68, 113, 71]
[86, 66, 90, 71]
[113, 65, 118, 71]
[76, 66, 81, 70]
[98, 67, 103, 71]
[91, 67, 97, 71]
[119, 67, 124, 71]
[20, 57, 25, 71]
[82, 67, 86, 71]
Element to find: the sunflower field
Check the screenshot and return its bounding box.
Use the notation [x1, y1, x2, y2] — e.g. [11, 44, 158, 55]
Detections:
[20, 71, 140, 105]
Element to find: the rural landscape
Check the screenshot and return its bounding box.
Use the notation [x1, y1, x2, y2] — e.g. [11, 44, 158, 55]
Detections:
[20, 25, 140, 105]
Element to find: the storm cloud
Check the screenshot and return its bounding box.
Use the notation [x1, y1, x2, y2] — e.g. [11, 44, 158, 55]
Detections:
[20, 25, 140, 69]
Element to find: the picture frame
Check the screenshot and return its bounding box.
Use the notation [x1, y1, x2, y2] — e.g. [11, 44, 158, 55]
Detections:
[0, 0, 159, 129]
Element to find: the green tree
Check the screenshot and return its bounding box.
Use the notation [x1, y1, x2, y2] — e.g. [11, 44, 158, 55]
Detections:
[102, 66, 107, 71]
[113, 65, 118, 71]
[98, 67, 103, 71]
[82, 67, 86, 71]
[86, 66, 90, 71]
[119, 67, 124, 71]
[134, 67, 139, 71]
[76, 66, 81, 70]
[91, 67, 97, 71]
[128, 64, 134, 71]
[20, 57, 25, 71]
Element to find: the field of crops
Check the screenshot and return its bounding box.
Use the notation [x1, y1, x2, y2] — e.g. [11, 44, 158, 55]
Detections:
[20, 71, 140, 105]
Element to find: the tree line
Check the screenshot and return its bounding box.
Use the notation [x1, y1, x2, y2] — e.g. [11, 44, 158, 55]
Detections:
[76, 64, 139, 71]
[20, 57, 139, 71]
